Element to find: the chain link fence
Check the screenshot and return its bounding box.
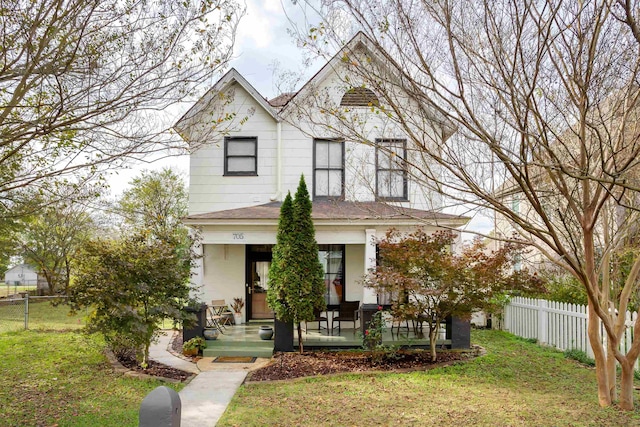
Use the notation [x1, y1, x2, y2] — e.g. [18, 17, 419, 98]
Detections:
[0, 295, 87, 333]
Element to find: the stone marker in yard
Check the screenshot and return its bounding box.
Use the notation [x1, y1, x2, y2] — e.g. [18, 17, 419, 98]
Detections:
[139, 386, 181, 427]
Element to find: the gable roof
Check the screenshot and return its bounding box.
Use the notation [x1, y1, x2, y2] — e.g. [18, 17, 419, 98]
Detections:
[275, 31, 455, 139]
[174, 32, 456, 148]
[184, 200, 468, 226]
[173, 68, 280, 139]
[275, 31, 371, 113]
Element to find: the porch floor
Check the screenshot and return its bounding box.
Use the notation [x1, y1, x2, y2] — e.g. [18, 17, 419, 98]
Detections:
[202, 321, 451, 358]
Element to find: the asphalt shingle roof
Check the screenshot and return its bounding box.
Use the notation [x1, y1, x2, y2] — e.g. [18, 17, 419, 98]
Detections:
[185, 200, 464, 221]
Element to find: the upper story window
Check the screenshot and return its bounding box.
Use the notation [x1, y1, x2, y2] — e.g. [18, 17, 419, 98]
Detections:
[314, 139, 344, 199]
[511, 194, 520, 214]
[224, 137, 257, 176]
[340, 87, 380, 107]
[376, 138, 407, 200]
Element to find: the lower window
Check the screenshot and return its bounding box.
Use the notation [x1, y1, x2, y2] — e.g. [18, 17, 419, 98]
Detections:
[318, 244, 345, 307]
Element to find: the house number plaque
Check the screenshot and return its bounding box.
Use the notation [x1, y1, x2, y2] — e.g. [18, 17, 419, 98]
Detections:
[232, 233, 244, 240]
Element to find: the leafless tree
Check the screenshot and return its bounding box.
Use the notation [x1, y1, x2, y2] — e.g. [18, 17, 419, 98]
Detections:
[289, 0, 640, 410]
[0, 0, 243, 200]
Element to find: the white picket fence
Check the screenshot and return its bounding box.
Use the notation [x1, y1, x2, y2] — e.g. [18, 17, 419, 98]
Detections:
[503, 296, 639, 370]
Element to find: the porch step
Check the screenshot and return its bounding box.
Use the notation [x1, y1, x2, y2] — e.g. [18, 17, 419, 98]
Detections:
[203, 343, 273, 358]
[206, 339, 272, 348]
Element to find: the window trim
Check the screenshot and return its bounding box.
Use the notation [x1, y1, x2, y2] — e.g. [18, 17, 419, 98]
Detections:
[313, 138, 345, 200]
[224, 136, 258, 176]
[375, 138, 408, 201]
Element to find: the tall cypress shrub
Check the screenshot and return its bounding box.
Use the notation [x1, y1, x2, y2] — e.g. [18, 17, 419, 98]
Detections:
[267, 175, 326, 352]
[267, 192, 294, 320]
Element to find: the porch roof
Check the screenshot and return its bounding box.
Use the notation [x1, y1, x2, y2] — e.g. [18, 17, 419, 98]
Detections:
[184, 200, 468, 225]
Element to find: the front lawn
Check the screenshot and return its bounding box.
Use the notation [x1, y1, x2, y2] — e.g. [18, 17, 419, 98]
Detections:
[0, 300, 86, 333]
[0, 331, 182, 426]
[219, 330, 640, 426]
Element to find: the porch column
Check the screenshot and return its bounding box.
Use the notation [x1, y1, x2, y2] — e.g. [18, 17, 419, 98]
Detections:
[191, 241, 203, 293]
[362, 228, 377, 304]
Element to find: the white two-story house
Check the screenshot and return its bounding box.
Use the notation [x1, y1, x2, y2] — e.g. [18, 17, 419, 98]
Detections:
[175, 32, 469, 324]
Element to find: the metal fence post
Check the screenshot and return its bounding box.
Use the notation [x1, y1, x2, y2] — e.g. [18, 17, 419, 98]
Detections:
[24, 293, 29, 330]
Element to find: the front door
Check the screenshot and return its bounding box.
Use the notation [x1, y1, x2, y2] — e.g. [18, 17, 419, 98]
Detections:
[246, 246, 273, 320]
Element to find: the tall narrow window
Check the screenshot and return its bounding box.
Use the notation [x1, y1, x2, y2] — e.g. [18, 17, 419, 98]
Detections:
[376, 138, 407, 200]
[314, 139, 344, 199]
[318, 244, 345, 307]
[224, 137, 257, 175]
[511, 195, 520, 214]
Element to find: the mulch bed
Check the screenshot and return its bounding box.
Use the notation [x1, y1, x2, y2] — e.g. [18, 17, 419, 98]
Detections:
[247, 348, 479, 382]
[151, 333, 480, 382]
[115, 350, 193, 382]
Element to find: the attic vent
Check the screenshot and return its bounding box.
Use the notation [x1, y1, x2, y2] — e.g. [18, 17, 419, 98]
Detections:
[340, 87, 380, 107]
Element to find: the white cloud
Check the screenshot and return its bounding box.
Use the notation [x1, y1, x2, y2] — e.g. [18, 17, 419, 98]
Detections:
[262, 0, 282, 13]
[236, 0, 277, 49]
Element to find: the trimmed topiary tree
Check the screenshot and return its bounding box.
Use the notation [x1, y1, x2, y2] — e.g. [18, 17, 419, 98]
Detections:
[267, 175, 325, 352]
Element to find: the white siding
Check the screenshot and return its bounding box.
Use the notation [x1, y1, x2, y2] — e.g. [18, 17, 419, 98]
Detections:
[345, 244, 365, 302]
[4, 265, 38, 285]
[281, 65, 443, 210]
[201, 244, 246, 317]
[188, 85, 278, 215]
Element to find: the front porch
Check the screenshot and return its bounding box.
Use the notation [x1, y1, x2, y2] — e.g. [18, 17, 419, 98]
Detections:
[202, 321, 452, 358]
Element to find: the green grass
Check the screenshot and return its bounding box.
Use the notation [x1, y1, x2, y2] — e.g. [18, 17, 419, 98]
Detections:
[0, 300, 86, 333]
[564, 348, 596, 367]
[218, 330, 640, 426]
[0, 330, 183, 426]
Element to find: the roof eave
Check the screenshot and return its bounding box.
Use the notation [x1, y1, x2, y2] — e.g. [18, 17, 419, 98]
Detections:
[183, 217, 470, 228]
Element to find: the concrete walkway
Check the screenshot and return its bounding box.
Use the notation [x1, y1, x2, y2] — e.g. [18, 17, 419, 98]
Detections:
[149, 331, 269, 427]
[179, 370, 248, 427]
[149, 332, 199, 374]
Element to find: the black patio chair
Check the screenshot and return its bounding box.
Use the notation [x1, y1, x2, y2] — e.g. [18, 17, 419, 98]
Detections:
[332, 301, 360, 334]
[305, 308, 329, 332]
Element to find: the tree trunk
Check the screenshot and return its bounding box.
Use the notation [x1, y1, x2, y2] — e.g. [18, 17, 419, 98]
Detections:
[64, 258, 71, 294]
[606, 343, 617, 402]
[142, 341, 150, 370]
[619, 361, 635, 411]
[587, 302, 612, 407]
[297, 322, 304, 354]
[43, 270, 55, 296]
[429, 327, 437, 362]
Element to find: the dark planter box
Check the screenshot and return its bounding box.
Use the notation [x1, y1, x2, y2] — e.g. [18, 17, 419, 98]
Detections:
[183, 303, 207, 343]
[359, 303, 379, 336]
[274, 318, 293, 352]
[446, 316, 471, 349]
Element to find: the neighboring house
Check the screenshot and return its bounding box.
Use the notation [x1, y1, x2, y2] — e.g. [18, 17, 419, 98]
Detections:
[3, 264, 48, 293]
[175, 32, 469, 324]
[493, 193, 551, 271]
